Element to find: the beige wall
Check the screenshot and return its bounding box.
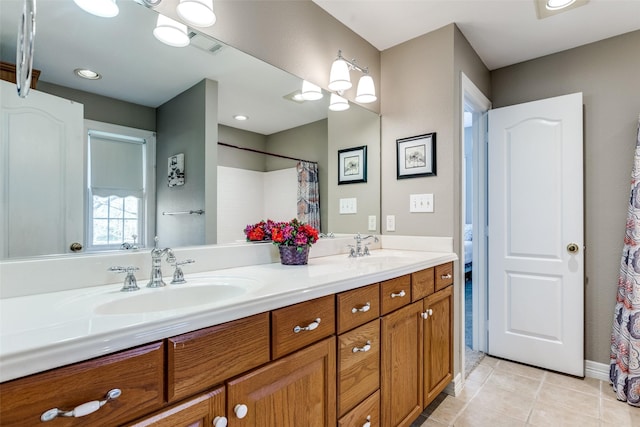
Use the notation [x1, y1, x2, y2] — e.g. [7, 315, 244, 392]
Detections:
[491, 30, 640, 364]
[218, 125, 268, 172]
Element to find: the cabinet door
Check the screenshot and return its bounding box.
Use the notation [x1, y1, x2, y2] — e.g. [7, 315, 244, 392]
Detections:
[423, 285, 454, 407]
[125, 386, 225, 427]
[227, 337, 336, 427]
[380, 301, 423, 427]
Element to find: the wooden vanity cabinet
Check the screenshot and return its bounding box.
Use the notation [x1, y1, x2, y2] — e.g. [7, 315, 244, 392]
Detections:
[226, 337, 336, 427]
[338, 390, 380, 427]
[125, 386, 226, 427]
[0, 341, 164, 427]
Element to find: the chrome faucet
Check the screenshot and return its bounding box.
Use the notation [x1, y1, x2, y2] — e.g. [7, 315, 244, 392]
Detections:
[349, 233, 379, 257]
[147, 236, 176, 288]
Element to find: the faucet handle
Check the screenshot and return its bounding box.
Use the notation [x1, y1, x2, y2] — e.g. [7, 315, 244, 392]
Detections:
[108, 266, 140, 292]
[171, 259, 195, 284]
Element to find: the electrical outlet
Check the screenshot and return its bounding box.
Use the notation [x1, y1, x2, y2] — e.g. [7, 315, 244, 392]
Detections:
[368, 215, 376, 231]
[386, 215, 396, 232]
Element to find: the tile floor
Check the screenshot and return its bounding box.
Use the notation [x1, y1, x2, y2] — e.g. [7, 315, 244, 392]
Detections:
[411, 356, 639, 427]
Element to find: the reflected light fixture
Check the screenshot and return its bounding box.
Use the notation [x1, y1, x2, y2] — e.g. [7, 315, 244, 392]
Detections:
[73, 0, 119, 18]
[329, 93, 349, 112]
[153, 14, 190, 47]
[301, 80, 323, 101]
[176, 0, 216, 27]
[233, 114, 248, 121]
[74, 68, 102, 80]
[328, 50, 376, 104]
[546, 0, 576, 9]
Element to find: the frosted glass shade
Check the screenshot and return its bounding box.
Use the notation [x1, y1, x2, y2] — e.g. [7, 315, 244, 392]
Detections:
[73, 0, 119, 18]
[301, 80, 323, 101]
[328, 59, 352, 91]
[355, 75, 377, 103]
[329, 93, 349, 112]
[176, 0, 216, 27]
[153, 15, 190, 48]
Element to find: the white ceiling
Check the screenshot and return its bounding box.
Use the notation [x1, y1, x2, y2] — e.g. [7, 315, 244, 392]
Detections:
[312, 0, 640, 70]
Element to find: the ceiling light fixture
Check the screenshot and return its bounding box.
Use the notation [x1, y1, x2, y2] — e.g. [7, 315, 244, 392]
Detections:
[176, 0, 216, 27]
[328, 50, 376, 104]
[301, 80, 323, 101]
[153, 14, 190, 47]
[73, 0, 119, 18]
[329, 93, 349, 112]
[74, 68, 102, 80]
[546, 0, 576, 10]
[233, 114, 248, 121]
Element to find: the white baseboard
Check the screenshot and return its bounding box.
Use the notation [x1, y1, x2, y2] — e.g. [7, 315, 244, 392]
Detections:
[585, 359, 610, 382]
[445, 373, 463, 396]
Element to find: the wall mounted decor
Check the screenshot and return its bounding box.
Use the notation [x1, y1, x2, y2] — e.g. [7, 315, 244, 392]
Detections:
[396, 133, 436, 179]
[338, 145, 367, 184]
[168, 153, 185, 187]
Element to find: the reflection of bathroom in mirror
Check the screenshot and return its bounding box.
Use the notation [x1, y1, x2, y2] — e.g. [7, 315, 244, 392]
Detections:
[0, 0, 380, 259]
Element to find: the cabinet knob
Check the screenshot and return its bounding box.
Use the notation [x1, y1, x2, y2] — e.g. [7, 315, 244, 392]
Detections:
[390, 290, 406, 298]
[234, 404, 248, 419]
[421, 308, 433, 319]
[40, 389, 121, 422]
[363, 415, 372, 427]
[213, 416, 228, 427]
[351, 302, 371, 313]
[352, 340, 372, 353]
[293, 318, 321, 333]
[441, 273, 452, 280]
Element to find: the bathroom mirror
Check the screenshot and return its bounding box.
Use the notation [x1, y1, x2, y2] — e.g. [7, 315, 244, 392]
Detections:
[0, 0, 380, 259]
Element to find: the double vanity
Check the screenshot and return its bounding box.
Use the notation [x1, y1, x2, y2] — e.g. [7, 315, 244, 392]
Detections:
[0, 237, 457, 426]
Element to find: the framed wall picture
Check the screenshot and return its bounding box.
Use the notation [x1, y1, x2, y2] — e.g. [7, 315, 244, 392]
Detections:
[338, 145, 367, 184]
[168, 153, 185, 187]
[396, 133, 436, 179]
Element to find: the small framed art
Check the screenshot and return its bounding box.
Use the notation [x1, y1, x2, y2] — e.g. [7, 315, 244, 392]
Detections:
[396, 133, 436, 179]
[338, 145, 367, 184]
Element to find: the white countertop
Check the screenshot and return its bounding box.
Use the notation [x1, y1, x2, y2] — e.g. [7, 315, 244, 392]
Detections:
[0, 249, 456, 382]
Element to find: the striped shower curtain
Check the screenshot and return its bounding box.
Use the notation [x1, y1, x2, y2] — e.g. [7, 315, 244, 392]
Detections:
[297, 161, 321, 231]
[610, 118, 640, 406]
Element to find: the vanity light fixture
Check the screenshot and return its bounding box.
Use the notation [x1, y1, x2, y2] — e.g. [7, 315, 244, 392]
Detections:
[176, 0, 216, 27]
[153, 14, 190, 47]
[328, 50, 376, 104]
[301, 80, 323, 101]
[74, 68, 102, 80]
[328, 93, 349, 112]
[73, 0, 119, 17]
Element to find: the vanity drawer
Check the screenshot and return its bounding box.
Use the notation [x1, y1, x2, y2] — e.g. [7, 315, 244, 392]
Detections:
[380, 274, 411, 315]
[167, 313, 270, 402]
[435, 262, 454, 291]
[337, 319, 380, 417]
[412, 268, 435, 301]
[337, 283, 380, 334]
[271, 295, 335, 359]
[338, 390, 380, 427]
[0, 341, 164, 427]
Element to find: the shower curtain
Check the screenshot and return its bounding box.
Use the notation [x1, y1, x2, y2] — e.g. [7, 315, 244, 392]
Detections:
[610, 118, 640, 406]
[297, 161, 320, 231]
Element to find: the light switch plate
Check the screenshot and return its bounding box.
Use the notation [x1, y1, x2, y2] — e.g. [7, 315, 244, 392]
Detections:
[368, 215, 376, 231]
[339, 198, 357, 214]
[409, 193, 434, 213]
[386, 215, 396, 232]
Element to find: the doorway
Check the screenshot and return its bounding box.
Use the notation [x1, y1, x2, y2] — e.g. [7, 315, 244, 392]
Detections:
[461, 73, 491, 376]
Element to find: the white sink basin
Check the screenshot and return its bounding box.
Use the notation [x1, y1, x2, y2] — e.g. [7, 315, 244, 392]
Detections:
[95, 282, 249, 315]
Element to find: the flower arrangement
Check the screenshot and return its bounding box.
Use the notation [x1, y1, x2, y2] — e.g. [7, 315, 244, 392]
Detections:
[245, 218, 319, 251]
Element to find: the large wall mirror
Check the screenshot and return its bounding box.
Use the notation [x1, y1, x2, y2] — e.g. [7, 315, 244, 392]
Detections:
[0, 0, 380, 260]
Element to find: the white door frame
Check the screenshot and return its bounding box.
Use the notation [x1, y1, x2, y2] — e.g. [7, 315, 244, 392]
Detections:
[460, 73, 491, 361]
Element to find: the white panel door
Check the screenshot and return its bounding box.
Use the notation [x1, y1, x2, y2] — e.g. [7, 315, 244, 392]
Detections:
[487, 92, 584, 376]
[1, 81, 84, 258]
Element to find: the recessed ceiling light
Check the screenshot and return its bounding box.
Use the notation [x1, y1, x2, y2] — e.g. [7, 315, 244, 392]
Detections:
[534, 0, 588, 19]
[73, 0, 119, 18]
[233, 115, 248, 121]
[74, 68, 102, 80]
[546, 0, 576, 10]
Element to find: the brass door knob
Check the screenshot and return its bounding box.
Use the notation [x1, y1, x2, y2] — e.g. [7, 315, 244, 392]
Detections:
[566, 243, 579, 254]
[69, 242, 83, 252]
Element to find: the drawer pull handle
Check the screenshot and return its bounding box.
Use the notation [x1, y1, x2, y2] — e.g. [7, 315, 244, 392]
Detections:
[421, 308, 433, 319]
[40, 388, 121, 422]
[363, 415, 372, 427]
[351, 302, 371, 313]
[234, 404, 249, 419]
[213, 416, 229, 426]
[293, 318, 321, 333]
[390, 290, 406, 298]
[352, 340, 372, 353]
[441, 273, 452, 280]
